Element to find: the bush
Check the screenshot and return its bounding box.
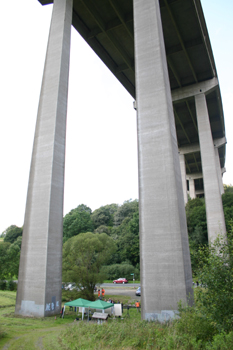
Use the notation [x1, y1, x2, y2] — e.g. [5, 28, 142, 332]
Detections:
[101, 262, 140, 281]
[196, 227, 233, 333]
[175, 302, 217, 345]
[0, 280, 7, 290]
[6, 280, 17, 291]
[206, 331, 233, 350]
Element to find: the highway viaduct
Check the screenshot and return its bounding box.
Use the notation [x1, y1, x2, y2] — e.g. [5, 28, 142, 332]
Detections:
[15, 0, 226, 321]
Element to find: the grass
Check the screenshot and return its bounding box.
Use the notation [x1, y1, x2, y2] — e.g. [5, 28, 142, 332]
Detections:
[0, 291, 16, 307]
[1, 291, 232, 350]
[0, 292, 80, 349]
[0, 290, 139, 349]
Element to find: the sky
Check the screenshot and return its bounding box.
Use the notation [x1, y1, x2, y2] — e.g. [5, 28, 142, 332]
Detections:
[0, 0, 232, 234]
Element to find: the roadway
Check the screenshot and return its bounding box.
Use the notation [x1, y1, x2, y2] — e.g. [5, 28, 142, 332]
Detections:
[98, 283, 141, 301]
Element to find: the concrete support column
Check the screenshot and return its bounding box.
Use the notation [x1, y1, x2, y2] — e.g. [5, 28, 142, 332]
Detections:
[133, 0, 193, 321]
[215, 147, 224, 195]
[179, 153, 188, 205]
[189, 178, 196, 199]
[15, 0, 73, 317]
[195, 94, 226, 241]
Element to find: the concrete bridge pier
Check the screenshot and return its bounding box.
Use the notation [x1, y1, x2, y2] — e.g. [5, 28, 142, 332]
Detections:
[133, 0, 193, 321]
[179, 153, 188, 205]
[195, 94, 226, 241]
[215, 147, 224, 195]
[189, 178, 196, 199]
[15, 0, 73, 317]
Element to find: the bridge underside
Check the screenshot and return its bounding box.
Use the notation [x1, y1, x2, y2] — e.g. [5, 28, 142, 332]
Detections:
[40, 0, 225, 190]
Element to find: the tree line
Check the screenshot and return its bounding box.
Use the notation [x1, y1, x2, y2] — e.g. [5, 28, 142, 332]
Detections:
[1, 186, 233, 293]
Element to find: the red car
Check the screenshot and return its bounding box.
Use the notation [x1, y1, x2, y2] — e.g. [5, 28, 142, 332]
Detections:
[113, 278, 128, 284]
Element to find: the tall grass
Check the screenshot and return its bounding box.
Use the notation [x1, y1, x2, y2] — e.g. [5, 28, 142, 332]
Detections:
[1, 291, 233, 350]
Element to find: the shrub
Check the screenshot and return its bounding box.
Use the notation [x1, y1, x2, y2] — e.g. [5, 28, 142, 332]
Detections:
[101, 262, 140, 280]
[6, 280, 17, 291]
[0, 280, 7, 290]
[196, 226, 233, 333]
[175, 302, 217, 345]
[206, 331, 233, 350]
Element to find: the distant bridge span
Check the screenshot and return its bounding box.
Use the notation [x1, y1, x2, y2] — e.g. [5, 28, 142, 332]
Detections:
[16, 0, 226, 321]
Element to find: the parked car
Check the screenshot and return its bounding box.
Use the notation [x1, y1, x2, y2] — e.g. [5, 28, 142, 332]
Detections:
[64, 283, 76, 291]
[113, 278, 128, 284]
[135, 286, 141, 296]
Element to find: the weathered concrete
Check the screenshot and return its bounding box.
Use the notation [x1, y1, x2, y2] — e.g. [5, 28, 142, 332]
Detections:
[186, 172, 203, 180]
[215, 147, 224, 195]
[213, 137, 227, 149]
[196, 190, 204, 195]
[195, 94, 226, 241]
[15, 0, 73, 317]
[133, 0, 193, 321]
[172, 78, 218, 103]
[179, 153, 188, 204]
[179, 137, 226, 155]
[189, 178, 196, 199]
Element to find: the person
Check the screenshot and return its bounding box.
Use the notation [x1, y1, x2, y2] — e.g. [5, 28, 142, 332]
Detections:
[60, 306, 64, 318]
[101, 288, 105, 298]
[135, 301, 140, 312]
[98, 289, 100, 298]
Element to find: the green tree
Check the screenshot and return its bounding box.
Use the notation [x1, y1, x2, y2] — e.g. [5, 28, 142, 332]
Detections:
[91, 204, 118, 228]
[94, 225, 112, 235]
[0, 237, 22, 280]
[117, 211, 140, 266]
[222, 185, 233, 233]
[3, 225, 23, 244]
[63, 204, 94, 242]
[0, 242, 10, 279]
[196, 224, 233, 332]
[62, 232, 116, 300]
[186, 198, 208, 245]
[7, 236, 22, 278]
[114, 199, 138, 226]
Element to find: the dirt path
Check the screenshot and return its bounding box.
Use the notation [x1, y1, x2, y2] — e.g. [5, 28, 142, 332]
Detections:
[2, 325, 70, 350]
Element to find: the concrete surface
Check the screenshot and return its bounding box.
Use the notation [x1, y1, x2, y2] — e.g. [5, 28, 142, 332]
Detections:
[133, 0, 193, 321]
[15, 0, 73, 317]
[179, 153, 188, 204]
[195, 93, 226, 241]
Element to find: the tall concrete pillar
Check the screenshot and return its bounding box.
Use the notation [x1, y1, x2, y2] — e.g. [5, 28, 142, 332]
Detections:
[195, 94, 226, 241]
[215, 147, 224, 195]
[179, 153, 188, 205]
[189, 178, 196, 199]
[15, 0, 73, 317]
[133, 0, 193, 321]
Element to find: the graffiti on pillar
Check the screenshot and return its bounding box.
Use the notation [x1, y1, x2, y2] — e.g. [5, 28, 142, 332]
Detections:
[45, 303, 51, 312]
[45, 296, 59, 312]
[52, 296, 56, 310]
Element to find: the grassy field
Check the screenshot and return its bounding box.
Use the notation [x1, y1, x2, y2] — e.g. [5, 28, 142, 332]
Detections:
[0, 291, 139, 350]
[1, 291, 233, 349]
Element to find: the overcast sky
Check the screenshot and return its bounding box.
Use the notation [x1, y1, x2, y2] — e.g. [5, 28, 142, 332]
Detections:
[0, 0, 232, 234]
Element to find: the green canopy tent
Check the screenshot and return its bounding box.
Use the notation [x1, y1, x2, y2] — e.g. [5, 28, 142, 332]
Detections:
[87, 299, 114, 310]
[87, 300, 115, 320]
[63, 298, 115, 321]
[64, 298, 90, 320]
